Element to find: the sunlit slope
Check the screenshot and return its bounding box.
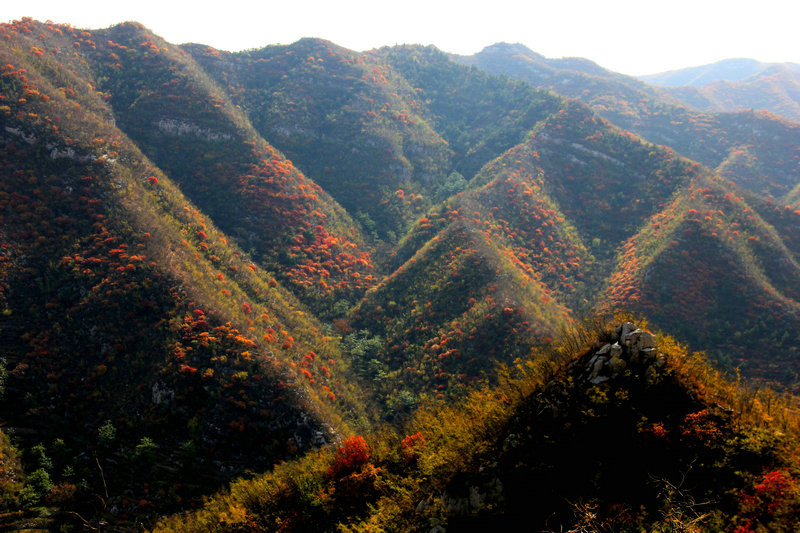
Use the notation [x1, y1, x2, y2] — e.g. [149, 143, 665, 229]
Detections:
[0, 18, 371, 523]
[54, 22, 379, 313]
[392, 145, 596, 312]
[347, 221, 569, 414]
[507, 102, 702, 251]
[605, 178, 800, 386]
[393, 101, 699, 309]
[154, 322, 800, 532]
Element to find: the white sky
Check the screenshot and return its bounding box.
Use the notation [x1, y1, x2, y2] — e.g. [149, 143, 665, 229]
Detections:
[3, 0, 799, 76]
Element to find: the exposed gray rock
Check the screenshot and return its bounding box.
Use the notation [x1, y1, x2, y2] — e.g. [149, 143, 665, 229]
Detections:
[624, 329, 656, 351]
[156, 118, 233, 142]
[469, 486, 484, 509]
[577, 323, 661, 384]
[610, 342, 623, 358]
[502, 433, 520, 452]
[151, 381, 175, 405]
[619, 322, 637, 341]
[640, 347, 658, 361]
[588, 356, 608, 381]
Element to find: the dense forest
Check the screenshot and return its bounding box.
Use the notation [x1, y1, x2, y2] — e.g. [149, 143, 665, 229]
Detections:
[2, 18, 800, 531]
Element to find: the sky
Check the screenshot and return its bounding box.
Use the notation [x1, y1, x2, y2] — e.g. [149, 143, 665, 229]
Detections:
[3, 0, 799, 76]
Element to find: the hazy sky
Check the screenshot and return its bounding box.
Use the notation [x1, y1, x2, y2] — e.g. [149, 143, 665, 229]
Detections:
[3, 0, 798, 75]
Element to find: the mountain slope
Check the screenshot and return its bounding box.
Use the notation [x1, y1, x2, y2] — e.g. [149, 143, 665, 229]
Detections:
[373, 44, 565, 182]
[390, 143, 595, 311]
[391, 100, 702, 308]
[0, 18, 372, 527]
[347, 220, 568, 416]
[154, 321, 800, 532]
[455, 43, 800, 200]
[79, 23, 378, 313]
[184, 39, 452, 241]
[605, 177, 800, 386]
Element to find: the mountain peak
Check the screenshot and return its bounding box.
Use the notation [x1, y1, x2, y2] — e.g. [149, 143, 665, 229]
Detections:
[479, 42, 541, 57]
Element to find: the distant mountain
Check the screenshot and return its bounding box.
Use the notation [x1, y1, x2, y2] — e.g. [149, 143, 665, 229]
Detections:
[639, 58, 777, 86]
[452, 43, 800, 200]
[660, 64, 800, 122]
[453, 42, 617, 79]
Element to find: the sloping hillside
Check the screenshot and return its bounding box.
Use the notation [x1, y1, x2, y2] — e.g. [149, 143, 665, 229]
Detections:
[455, 43, 800, 200]
[154, 321, 800, 532]
[0, 18, 372, 528]
[605, 178, 800, 387]
[347, 221, 568, 417]
[184, 39, 453, 241]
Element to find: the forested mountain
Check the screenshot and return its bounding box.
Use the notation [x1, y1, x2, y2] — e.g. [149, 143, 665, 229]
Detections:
[454, 43, 800, 199]
[2, 18, 800, 531]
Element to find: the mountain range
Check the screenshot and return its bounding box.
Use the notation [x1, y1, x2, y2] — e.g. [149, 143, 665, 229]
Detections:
[1, 18, 800, 531]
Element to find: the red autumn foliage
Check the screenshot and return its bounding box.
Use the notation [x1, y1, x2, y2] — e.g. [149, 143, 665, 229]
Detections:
[326, 436, 370, 478]
[400, 431, 425, 462]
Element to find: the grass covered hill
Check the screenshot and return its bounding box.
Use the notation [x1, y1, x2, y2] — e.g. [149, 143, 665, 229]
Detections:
[154, 320, 800, 532]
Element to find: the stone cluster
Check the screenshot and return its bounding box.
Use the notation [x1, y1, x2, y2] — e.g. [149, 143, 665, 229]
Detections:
[583, 322, 664, 384]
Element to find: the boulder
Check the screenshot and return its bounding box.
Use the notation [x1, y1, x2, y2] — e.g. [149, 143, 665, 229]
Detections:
[618, 322, 637, 341]
[610, 342, 623, 358]
[589, 356, 607, 380]
[640, 347, 658, 361]
[624, 329, 656, 352]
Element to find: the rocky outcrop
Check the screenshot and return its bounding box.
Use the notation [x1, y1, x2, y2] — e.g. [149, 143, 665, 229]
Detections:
[156, 118, 233, 142]
[580, 322, 665, 384]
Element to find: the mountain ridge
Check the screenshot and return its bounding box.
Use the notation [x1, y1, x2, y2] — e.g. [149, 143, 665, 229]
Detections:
[639, 57, 800, 87]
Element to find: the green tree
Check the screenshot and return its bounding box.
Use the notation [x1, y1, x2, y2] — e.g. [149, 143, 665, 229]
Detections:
[343, 330, 386, 380]
[98, 420, 116, 445]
